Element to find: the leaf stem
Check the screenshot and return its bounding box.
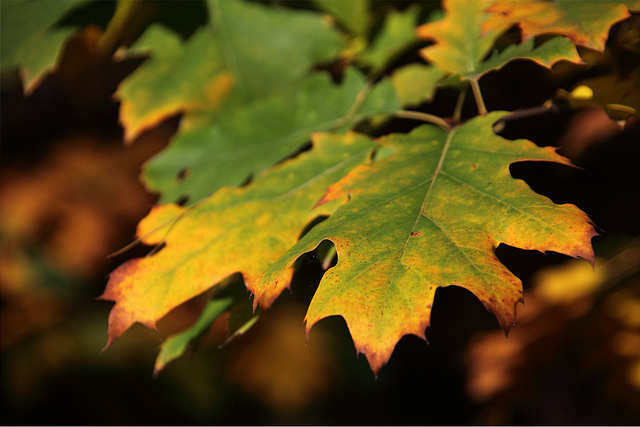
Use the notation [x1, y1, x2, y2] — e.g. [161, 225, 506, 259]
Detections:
[469, 79, 487, 115]
[393, 110, 451, 130]
[330, 81, 374, 130]
[97, 0, 140, 55]
[453, 86, 468, 123]
[347, 81, 374, 118]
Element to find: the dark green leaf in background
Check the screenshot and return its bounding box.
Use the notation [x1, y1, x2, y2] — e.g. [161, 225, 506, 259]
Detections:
[1, 0, 88, 92]
[143, 68, 400, 204]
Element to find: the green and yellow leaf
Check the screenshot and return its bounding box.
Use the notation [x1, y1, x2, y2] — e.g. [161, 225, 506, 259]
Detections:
[417, 0, 504, 78]
[142, 68, 400, 204]
[153, 277, 259, 375]
[391, 64, 447, 107]
[117, 0, 344, 142]
[417, 0, 582, 80]
[100, 132, 376, 347]
[472, 37, 582, 79]
[256, 113, 596, 374]
[116, 25, 230, 143]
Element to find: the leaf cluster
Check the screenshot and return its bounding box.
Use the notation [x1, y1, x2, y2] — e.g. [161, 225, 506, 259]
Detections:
[3, 0, 638, 376]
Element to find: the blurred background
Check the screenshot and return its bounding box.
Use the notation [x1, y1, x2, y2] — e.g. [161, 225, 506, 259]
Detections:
[1, 1, 639, 425]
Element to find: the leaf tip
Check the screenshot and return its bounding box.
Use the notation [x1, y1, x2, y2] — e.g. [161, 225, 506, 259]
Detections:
[575, 225, 598, 267]
[152, 360, 165, 379]
[503, 297, 525, 341]
[100, 336, 114, 354]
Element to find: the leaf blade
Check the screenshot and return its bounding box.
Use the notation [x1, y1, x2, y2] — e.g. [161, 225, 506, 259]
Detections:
[257, 112, 596, 374]
[418, 0, 585, 80]
[1, 0, 87, 92]
[100, 132, 377, 346]
[142, 68, 400, 204]
[154, 296, 233, 376]
[483, 0, 640, 52]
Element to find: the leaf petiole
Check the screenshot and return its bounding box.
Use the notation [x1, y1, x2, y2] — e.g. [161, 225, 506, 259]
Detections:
[469, 79, 487, 115]
[453, 86, 468, 123]
[392, 110, 451, 130]
[97, 0, 141, 55]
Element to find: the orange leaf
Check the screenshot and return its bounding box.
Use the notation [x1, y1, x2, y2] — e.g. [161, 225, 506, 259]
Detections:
[483, 0, 640, 52]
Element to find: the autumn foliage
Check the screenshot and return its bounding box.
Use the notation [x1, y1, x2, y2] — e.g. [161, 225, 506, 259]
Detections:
[3, 0, 639, 384]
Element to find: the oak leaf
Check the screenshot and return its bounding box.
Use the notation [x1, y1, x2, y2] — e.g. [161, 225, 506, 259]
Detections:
[115, 25, 230, 143]
[142, 69, 399, 204]
[417, 0, 581, 80]
[100, 132, 375, 347]
[483, 0, 640, 52]
[256, 112, 596, 374]
[117, 0, 344, 142]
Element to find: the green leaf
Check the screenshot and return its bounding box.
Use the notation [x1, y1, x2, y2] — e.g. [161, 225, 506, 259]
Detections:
[118, 0, 345, 142]
[222, 300, 260, 348]
[116, 25, 230, 142]
[256, 112, 596, 374]
[0, 0, 87, 92]
[143, 68, 400, 204]
[417, 0, 503, 78]
[207, 0, 344, 103]
[391, 64, 447, 107]
[311, 0, 370, 36]
[470, 37, 582, 80]
[154, 296, 233, 376]
[153, 277, 257, 374]
[101, 132, 377, 347]
[357, 4, 421, 75]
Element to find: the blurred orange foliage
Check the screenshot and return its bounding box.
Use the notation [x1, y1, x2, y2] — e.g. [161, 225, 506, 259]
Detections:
[227, 305, 336, 420]
[465, 240, 640, 424]
[0, 129, 167, 347]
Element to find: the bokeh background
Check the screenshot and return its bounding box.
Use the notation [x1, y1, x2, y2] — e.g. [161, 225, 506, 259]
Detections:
[2, 1, 639, 425]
